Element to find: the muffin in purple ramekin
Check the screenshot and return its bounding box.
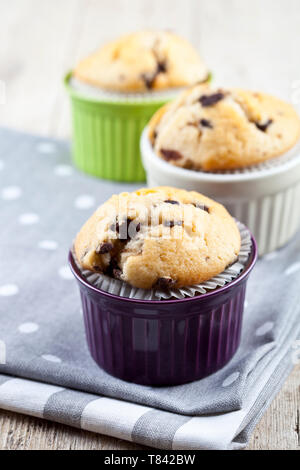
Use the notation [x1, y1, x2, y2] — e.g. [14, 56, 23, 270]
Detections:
[69, 187, 257, 385]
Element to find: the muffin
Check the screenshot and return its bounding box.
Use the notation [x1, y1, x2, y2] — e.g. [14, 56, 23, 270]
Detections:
[148, 85, 300, 171]
[73, 30, 209, 92]
[142, 85, 300, 255]
[74, 187, 241, 289]
[65, 31, 210, 182]
[70, 187, 256, 385]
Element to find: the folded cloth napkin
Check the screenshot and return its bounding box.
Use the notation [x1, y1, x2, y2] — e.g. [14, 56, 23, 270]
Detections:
[0, 128, 299, 450]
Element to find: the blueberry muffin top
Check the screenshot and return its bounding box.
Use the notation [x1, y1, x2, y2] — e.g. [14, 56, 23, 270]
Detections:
[73, 31, 209, 93]
[148, 85, 300, 171]
[74, 187, 241, 290]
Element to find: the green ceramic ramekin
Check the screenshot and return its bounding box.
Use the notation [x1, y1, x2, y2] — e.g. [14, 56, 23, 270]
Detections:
[64, 72, 175, 182]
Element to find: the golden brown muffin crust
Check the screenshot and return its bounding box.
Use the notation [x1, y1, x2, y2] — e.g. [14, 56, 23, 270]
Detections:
[73, 31, 209, 92]
[148, 85, 300, 170]
[74, 187, 241, 289]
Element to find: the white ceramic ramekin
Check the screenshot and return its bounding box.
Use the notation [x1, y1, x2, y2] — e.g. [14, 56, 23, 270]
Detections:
[141, 128, 300, 256]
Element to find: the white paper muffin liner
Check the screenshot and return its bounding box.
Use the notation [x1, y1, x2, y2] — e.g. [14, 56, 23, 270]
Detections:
[77, 220, 251, 301]
[70, 77, 183, 103]
[201, 139, 300, 175]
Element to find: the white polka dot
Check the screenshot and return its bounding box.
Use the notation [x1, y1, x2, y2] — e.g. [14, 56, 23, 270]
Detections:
[1, 186, 22, 200]
[284, 262, 300, 276]
[0, 160, 4, 171]
[37, 142, 56, 154]
[0, 284, 19, 297]
[42, 354, 62, 363]
[256, 321, 274, 336]
[58, 265, 73, 280]
[18, 322, 39, 334]
[263, 251, 279, 261]
[19, 213, 39, 225]
[74, 195, 95, 210]
[222, 372, 240, 387]
[54, 165, 73, 176]
[38, 240, 58, 251]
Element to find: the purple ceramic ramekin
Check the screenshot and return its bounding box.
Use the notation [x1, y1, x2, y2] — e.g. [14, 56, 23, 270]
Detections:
[69, 235, 257, 386]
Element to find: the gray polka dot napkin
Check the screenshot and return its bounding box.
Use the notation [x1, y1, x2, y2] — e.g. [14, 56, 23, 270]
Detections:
[0, 127, 300, 450]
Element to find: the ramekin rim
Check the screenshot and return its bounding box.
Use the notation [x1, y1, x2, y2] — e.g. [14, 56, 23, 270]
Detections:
[64, 71, 181, 107]
[68, 232, 257, 305]
[64, 71, 213, 106]
[141, 127, 300, 183]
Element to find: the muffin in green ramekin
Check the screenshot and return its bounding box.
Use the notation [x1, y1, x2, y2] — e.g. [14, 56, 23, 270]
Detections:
[65, 30, 210, 182]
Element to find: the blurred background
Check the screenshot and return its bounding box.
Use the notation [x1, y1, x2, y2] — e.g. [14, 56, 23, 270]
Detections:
[0, 0, 300, 138]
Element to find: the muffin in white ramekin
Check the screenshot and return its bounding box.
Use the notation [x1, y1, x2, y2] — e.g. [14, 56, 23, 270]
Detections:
[141, 85, 300, 255]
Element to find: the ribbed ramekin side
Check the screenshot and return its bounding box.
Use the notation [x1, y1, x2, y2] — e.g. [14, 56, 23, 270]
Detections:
[191, 283, 245, 381]
[69, 97, 171, 182]
[81, 291, 105, 368]
[71, 101, 145, 182]
[80, 280, 247, 385]
[226, 182, 300, 255]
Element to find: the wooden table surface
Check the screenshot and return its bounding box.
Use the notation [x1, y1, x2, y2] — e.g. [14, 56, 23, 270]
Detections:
[0, 0, 299, 451]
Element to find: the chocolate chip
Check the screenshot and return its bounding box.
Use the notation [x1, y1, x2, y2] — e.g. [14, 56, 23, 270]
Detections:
[154, 277, 177, 289]
[105, 258, 122, 279]
[200, 119, 213, 129]
[255, 119, 273, 132]
[141, 57, 168, 89]
[109, 258, 119, 269]
[157, 61, 167, 73]
[141, 72, 156, 90]
[164, 200, 180, 205]
[112, 268, 122, 280]
[161, 149, 183, 161]
[193, 202, 210, 213]
[163, 220, 183, 228]
[199, 93, 224, 107]
[96, 242, 113, 254]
